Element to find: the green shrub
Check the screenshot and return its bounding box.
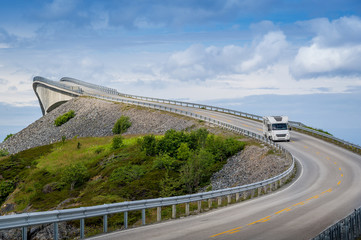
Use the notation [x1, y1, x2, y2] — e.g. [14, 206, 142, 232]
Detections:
[110, 165, 146, 186]
[61, 163, 88, 190]
[153, 154, 176, 170]
[112, 116, 132, 134]
[54, 110, 75, 127]
[177, 143, 191, 161]
[3, 134, 13, 142]
[112, 135, 124, 149]
[140, 134, 157, 156]
[159, 171, 179, 197]
[0, 148, 9, 157]
[0, 180, 14, 203]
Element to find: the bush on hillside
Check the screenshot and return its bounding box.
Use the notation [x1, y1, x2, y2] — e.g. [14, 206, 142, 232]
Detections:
[112, 135, 124, 149]
[112, 116, 132, 134]
[0, 180, 14, 203]
[110, 165, 147, 186]
[3, 134, 13, 142]
[54, 110, 75, 127]
[61, 163, 88, 190]
[0, 148, 9, 157]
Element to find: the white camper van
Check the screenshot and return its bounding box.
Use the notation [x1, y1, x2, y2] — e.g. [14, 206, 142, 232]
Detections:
[263, 116, 291, 141]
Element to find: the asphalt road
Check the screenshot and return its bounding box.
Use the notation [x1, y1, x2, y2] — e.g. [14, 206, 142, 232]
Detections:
[87, 101, 361, 240]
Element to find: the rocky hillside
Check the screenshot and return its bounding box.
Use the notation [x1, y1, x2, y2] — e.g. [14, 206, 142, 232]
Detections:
[0, 97, 215, 154]
[211, 145, 291, 189]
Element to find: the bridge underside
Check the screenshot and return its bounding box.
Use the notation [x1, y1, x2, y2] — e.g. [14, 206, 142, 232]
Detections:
[33, 80, 80, 115]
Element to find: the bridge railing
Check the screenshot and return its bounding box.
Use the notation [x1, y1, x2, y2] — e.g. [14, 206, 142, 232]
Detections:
[0, 93, 295, 240]
[33, 76, 83, 95]
[313, 208, 361, 240]
[60, 77, 118, 96]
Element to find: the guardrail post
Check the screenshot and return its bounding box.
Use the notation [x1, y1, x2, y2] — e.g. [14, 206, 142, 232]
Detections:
[157, 207, 162, 222]
[103, 215, 108, 233]
[340, 220, 346, 240]
[80, 218, 85, 239]
[142, 209, 146, 225]
[236, 192, 240, 202]
[227, 195, 231, 204]
[263, 185, 268, 194]
[124, 211, 128, 229]
[172, 205, 177, 219]
[185, 203, 190, 216]
[258, 187, 262, 197]
[208, 199, 212, 208]
[197, 201, 202, 212]
[54, 222, 59, 240]
[243, 191, 248, 200]
[218, 197, 222, 207]
[22, 226, 27, 240]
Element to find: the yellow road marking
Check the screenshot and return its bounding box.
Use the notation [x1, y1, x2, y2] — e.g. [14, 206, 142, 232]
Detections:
[337, 181, 341, 185]
[334, 162, 337, 165]
[210, 227, 242, 237]
[321, 189, 332, 194]
[247, 216, 271, 225]
[292, 201, 306, 207]
[341, 174, 343, 177]
[304, 146, 309, 149]
[306, 195, 320, 201]
[326, 156, 330, 160]
[210, 188, 333, 238]
[257, 128, 263, 131]
[291, 140, 295, 143]
[339, 168, 342, 171]
[242, 123, 250, 128]
[275, 208, 291, 215]
[316, 152, 320, 155]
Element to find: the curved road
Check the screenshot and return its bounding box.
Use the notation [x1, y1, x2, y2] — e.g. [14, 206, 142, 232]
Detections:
[85, 99, 361, 240]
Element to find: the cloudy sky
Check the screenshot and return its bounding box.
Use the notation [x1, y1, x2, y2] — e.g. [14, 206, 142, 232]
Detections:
[0, 0, 361, 145]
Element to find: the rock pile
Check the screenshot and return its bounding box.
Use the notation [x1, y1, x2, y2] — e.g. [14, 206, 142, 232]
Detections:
[211, 145, 291, 190]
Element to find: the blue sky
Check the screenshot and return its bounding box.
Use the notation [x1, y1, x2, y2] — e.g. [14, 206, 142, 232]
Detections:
[0, 0, 361, 145]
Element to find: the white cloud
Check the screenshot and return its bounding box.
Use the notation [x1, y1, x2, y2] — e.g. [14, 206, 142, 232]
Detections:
[291, 16, 361, 78]
[164, 31, 288, 81]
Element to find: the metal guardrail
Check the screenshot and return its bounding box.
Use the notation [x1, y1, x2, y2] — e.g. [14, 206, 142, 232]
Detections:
[313, 208, 361, 240]
[0, 93, 295, 240]
[60, 77, 118, 95]
[33, 76, 83, 95]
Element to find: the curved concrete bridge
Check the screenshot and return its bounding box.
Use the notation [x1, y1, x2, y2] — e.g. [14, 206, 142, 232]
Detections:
[33, 76, 117, 115]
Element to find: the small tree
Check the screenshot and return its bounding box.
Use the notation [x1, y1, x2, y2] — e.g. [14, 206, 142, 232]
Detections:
[140, 134, 157, 156]
[112, 116, 132, 134]
[177, 143, 191, 161]
[61, 163, 88, 190]
[160, 171, 178, 197]
[112, 135, 124, 149]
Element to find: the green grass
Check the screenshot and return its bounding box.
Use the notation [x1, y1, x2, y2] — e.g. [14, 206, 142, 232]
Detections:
[0, 130, 246, 213]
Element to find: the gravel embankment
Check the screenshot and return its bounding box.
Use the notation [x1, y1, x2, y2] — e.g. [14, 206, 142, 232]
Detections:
[211, 144, 291, 189]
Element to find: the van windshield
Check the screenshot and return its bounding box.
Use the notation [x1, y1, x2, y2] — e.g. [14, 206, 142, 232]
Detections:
[272, 123, 288, 130]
